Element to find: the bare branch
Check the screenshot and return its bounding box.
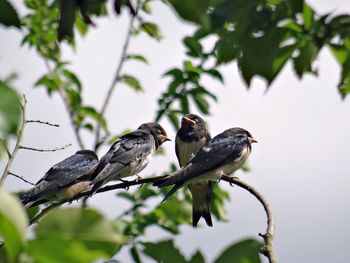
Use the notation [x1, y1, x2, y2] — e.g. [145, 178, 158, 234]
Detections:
[9, 172, 35, 185]
[94, 2, 143, 150]
[0, 96, 27, 186]
[221, 175, 277, 263]
[19, 144, 72, 152]
[29, 174, 167, 225]
[26, 120, 60, 127]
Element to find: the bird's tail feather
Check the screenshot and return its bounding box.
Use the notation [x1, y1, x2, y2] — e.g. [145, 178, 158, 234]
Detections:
[161, 183, 183, 203]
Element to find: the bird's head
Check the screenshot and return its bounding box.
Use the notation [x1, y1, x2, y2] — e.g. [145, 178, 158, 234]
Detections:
[225, 127, 257, 144]
[138, 122, 171, 146]
[181, 114, 206, 131]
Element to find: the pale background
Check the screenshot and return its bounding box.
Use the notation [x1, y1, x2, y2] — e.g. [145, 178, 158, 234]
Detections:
[1, 0, 350, 262]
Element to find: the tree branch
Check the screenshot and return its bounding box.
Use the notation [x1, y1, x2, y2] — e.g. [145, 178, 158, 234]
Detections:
[19, 144, 71, 152]
[26, 120, 60, 127]
[29, 174, 167, 225]
[94, 2, 142, 150]
[9, 172, 35, 185]
[44, 59, 85, 149]
[0, 96, 27, 186]
[221, 175, 277, 263]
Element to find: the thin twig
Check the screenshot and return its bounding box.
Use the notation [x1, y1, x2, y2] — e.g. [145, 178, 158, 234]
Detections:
[221, 175, 277, 263]
[26, 120, 60, 127]
[44, 60, 85, 149]
[9, 172, 35, 185]
[94, 2, 142, 150]
[19, 144, 71, 152]
[0, 96, 27, 186]
[28, 174, 167, 225]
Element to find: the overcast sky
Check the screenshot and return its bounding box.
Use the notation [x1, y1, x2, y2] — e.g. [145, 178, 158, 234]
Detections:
[1, 0, 350, 262]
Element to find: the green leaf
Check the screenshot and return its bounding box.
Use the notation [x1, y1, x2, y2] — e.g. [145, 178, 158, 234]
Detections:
[216, 33, 239, 65]
[294, 40, 318, 78]
[63, 69, 82, 91]
[0, 82, 21, 136]
[126, 54, 149, 64]
[183, 37, 203, 58]
[167, 111, 180, 130]
[204, 69, 224, 83]
[192, 93, 209, 114]
[184, 61, 202, 74]
[214, 239, 262, 263]
[122, 75, 143, 92]
[142, 240, 187, 263]
[189, 250, 205, 263]
[0, 0, 20, 28]
[34, 208, 128, 256]
[140, 22, 163, 41]
[0, 189, 28, 261]
[163, 68, 184, 81]
[27, 237, 108, 263]
[169, 0, 210, 28]
[302, 2, 314, 30]
[75, 13, 89, 36]
[130, 246, 142, 263]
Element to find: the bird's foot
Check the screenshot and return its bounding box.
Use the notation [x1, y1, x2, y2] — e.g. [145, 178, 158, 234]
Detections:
[135, 174, 142, 182]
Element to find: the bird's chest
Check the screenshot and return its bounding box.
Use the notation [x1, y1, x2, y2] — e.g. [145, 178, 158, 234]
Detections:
[222, 146, 250, 175]
[127, 145, 156, 175]
[177, 138, 207, 167]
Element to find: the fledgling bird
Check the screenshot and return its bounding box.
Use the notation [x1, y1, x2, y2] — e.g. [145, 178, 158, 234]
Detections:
[154, 127, 257, 203]
[20, 150, 98, 208]
[175, 114, 213, 227]
[86, 122, 170, 199]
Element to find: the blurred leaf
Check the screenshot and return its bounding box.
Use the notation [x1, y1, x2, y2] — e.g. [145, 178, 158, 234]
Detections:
[117, 192, 136, 202]
[216, 34, 239, 65]
[192, 94, 209, 114]
[142, 240, 187, 263]
[302, 2, 314, 30]
[63, 69, 82, 91]
[214, 239, 262, 263]
[294, 40, 318, 78]
[126, 54, 149, 64]
[211, 183, 229, 221]
[183, 37, 203, 57]
[27, 237, 108, 263]
[0, 82, 21, 136]
[35, 208, 128, 256]
[26, 205, 40, 222]
[122, 75, 143, 92]
[130, 246, 142, 263]
[167, 111, 180, 130]
[189, 250, 205, 263]
[140, 22, 163, 41]
[75, 13, 89, 36]
[169, 0, 210, 28]
[204, 69, 224, 83]
[0, 189, 28, 261]
[163, 68, 183, 80]
[184, 61, 201, 74]
[0, 0, 20, 28]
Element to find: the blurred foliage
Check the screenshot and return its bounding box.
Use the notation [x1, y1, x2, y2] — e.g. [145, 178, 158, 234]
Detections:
[2, 0, 350, 262]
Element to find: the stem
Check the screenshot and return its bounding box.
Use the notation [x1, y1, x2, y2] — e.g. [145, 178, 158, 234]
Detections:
[221, 175, 277, 263]
[9, 172, 35, 185]
[28, 174, 166, 225]
[94, 3, 142, 150]
[44, 60, 85, 149]
[0, 97, 27, 186]
[19, 144, 71, 152]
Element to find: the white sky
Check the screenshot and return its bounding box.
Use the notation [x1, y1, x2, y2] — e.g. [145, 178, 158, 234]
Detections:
[1, 0, 350, 262]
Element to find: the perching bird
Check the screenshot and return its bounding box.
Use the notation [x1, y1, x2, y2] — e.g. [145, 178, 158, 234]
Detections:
[20, 150, 98, 208]
[175, 114, 213, 227]
[154, 127, 257, 203]
[86, 122, 170, 198]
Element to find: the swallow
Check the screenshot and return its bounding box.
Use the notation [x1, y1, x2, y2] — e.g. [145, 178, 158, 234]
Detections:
[154, 127, 257, 203]
[175, 114, 213, 227]
[86, 122, 170, 198]
[19, 150, 98, 208]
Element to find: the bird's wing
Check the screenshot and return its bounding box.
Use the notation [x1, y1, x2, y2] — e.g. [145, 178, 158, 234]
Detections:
[20, 153, 98, 205]
[91, 132, 153, 187]
[155, 135, 246, 187]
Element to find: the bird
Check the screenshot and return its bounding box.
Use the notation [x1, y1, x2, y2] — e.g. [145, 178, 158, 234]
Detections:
[154, 127, 257, 203]
[175, 114, 213, 227]
[86, 122, 170, 199]
[19, 150, 98, 208]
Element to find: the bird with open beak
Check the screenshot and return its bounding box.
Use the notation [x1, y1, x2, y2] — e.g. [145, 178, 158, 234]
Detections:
[86, 122, 170, 199]
[154, 127, 257, 203]
[175, 114, 213, 227]
[20, 150, 98, 208]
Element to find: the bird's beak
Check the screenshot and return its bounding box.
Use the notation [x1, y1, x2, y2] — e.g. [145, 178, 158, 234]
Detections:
[181, 117, 196, 128]
[158, 134, 171, 143]
[248, 137, 258, 144]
